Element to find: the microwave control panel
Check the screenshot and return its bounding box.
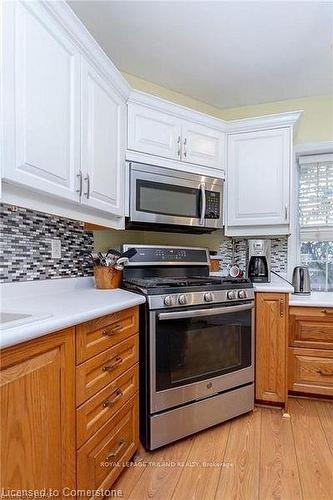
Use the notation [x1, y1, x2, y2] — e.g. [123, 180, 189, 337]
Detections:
[205, 191, 220, 219]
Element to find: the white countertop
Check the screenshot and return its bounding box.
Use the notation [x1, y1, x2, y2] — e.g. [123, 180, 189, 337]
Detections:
[289, 291, 333, 308]
[0, 277, 146, 350]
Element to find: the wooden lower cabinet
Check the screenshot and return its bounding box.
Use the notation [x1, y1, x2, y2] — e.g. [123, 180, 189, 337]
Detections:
[0, 306, 140, 496]
[0, 328, 76, 495]
[288, 306, 333, 397]
[255, 292, 288, 405]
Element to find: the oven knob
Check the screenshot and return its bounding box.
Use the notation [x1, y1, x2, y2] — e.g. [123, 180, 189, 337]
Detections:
[227, 290, 236, 300]
[204, 292, 214, 302]
[178, 294, 188, 305]
[238, 290, 247, 299]
[164, 295, 173, 306]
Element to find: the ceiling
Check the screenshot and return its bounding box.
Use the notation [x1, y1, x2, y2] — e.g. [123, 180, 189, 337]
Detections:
[68, 1, 333, 109]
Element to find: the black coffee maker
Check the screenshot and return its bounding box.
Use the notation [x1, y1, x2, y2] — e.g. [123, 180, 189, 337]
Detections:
[247, 240, 271, 283]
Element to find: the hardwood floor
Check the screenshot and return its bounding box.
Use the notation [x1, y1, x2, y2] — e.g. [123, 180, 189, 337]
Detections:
[114, 398, 333, 500]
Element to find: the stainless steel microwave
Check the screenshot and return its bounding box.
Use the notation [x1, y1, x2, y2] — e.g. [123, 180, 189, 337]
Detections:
[126, 162, 224, 233]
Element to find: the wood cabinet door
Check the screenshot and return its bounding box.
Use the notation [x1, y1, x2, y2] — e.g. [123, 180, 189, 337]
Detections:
[255, 293, 288, 404]
[127, 102, 182, 160]
[0, 329, 76, 494]
[227, 128, 290, 228]
[181, 121, 225, 169]
[2, 0, 80, 201]
[81, 58, 126, 217]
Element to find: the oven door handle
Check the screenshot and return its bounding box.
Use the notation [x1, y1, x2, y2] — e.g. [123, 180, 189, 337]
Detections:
[158, 303, 254, 321]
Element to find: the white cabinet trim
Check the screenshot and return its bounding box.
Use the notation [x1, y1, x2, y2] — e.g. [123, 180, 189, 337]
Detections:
[227, 111, 303, 134]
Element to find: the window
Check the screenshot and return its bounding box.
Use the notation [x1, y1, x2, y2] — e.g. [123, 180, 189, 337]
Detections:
[298, 153, 333, 291]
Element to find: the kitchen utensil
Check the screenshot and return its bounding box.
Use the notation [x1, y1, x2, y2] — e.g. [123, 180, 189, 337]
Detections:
[120, 248, 137, 260]
[292, 266, 311, 295]
[114, 257, 129, 271]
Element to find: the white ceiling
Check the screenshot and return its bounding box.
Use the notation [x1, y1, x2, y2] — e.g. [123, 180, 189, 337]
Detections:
[68, 0, 333, 109]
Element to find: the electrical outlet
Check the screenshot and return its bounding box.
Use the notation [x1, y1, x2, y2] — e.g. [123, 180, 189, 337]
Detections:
[51, 239, 61, 259]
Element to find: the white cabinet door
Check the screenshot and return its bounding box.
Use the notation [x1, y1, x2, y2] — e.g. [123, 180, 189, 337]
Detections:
[81, 59, 125, 216]
[128, 103, 182, 160]
[181, 121, 225, 169]
[2, 1, 80, 201]
[227, 128, 290, 227]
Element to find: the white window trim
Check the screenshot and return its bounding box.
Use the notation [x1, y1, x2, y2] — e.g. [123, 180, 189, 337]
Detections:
[287, 141, 333, 280]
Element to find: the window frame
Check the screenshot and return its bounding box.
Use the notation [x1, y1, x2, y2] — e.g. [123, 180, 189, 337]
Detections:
[288, 141, 333, 281]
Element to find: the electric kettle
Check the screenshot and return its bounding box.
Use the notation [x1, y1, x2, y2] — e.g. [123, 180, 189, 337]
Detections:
[292, 266, 311, 295]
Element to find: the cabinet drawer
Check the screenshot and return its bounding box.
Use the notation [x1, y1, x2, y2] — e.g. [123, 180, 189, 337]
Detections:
[288, 347, 333, 396]
[77, 395, 138, 495]
[289, 307, 333, 349]
[76, 335, 138, 405]
[77, 364, 139, 447]
[76, 307, 138, 364]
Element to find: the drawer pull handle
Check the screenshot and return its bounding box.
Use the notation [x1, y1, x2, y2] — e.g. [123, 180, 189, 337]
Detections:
[102, 356, 122, 372]
[102, 324, 122, 336]
[102, 389, 123, 408]
[105, 439, 126, 460]
[279, 300, 284, 317]
[321, 309, 333, 315]
[316, 368, 333, 376]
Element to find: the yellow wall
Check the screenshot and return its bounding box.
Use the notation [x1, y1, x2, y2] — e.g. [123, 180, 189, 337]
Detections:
[123, 72, 333, 144]
[94, 74, 332, 251]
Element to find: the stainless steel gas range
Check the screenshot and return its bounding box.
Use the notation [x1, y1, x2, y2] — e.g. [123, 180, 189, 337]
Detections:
[122, 245, 255, 450]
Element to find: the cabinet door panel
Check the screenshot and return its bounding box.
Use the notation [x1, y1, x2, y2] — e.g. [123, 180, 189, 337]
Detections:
[81, 60, 125, 216]
[0, 329, 75, 493]
[128, 103, 181, 160]
[3, 1, 80, 201]
[227, 128, 290, 227]
[182, 121, 224, 169]
[255, 293, 288, 403]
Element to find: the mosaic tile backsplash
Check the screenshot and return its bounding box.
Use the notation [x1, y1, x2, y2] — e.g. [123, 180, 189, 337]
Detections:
[217, 237, 288, 274]
[0, 203, 94, 283]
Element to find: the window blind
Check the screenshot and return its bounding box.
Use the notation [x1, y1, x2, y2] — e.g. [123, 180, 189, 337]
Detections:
[298, 153, 333, 241]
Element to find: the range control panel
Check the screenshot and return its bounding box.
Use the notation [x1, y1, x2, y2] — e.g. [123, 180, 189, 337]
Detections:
[122, 245, 209, 266]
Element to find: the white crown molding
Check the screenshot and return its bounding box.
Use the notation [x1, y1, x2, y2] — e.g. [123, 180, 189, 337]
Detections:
[227, 110, 303, 134]
[129, 89, 228, 131]
[42, 0, 131, 100]
[294, 140, 333, 156]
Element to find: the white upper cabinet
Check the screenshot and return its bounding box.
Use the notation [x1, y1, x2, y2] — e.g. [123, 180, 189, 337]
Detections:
[128, 103, 182, 160]
[181, 121, 225, 169]
[127, 93, 226, 172]
[2, 0, 80, 202]
[226, 127, 292, 235]
[81, 60, 125, 216]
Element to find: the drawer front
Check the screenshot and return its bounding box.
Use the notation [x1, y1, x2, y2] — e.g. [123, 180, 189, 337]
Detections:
[77, 364, 139, 447]
[288, 347, 333, 396]
[289, 307, 333, 349]
[76, 335, 138, 405]
[77, 395, 138, 494]
[76, 307, 139, 364]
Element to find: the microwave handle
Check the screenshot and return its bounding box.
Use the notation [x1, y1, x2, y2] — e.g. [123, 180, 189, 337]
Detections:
[199, 183, 206, 225]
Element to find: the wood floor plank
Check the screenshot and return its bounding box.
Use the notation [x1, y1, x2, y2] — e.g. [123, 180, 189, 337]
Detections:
[127, 435, 194, 500]
[215, 409, 261, 500]
[171, 421, 231, 500]
[113, 446, 151, 498]
[259, 408, 302, 500]
[315, 400, 333, 455]
[289, 398, 333, 500]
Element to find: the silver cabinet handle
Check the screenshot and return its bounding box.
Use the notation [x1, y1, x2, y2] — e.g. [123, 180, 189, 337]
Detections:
[158, 303, 254, 321]
[285, 204, 288, 220]
[84, 173, 90, 199]
[199, 183, 206, 225]
[76, 170, 82, 197]
[183, 137, 187, 158]
[177, 136, 181, 158]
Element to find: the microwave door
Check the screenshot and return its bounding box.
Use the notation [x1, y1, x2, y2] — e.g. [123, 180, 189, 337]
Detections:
[130, 170, 203, 227]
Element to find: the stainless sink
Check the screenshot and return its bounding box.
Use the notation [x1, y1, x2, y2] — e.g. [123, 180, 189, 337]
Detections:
[0, 312, 52, 329]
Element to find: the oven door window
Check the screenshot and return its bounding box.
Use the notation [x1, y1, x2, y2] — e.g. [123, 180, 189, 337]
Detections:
[155, 308, 252, 391]
[136, 180, 200, 218]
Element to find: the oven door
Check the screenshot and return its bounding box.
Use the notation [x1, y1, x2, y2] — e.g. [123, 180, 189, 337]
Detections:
[149, 302, 254, 413]
[130, 163, 223, 229]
